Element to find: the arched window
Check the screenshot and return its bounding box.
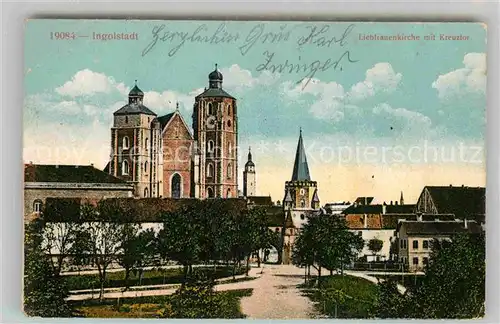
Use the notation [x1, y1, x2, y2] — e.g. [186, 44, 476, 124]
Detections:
[227, 163, 232, 179]
[123, 136, 130, 149]
[300, 199, 305, 208]
[207, 187, 214, 198]
[227, 104, 232, 115]
[125, 116, 128, 123]
[33, 200, 42, 213]
[171, 173, 181, 199]
[207, 163, 214, 177]
[227, 120, 232, 128]
[207, 140, 214, 153]
[300, 214, 305, 220]
[227, 189, 232, 198]
[144, 162, 148, 173]
[208, 102, 213, 115]
[122, 160, 129, 175]
[145, 137, 149, 150]
[144, 187, 149, 197]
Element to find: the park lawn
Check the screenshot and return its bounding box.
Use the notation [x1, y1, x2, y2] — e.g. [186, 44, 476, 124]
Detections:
[64, 266, 246, 291]
[70, 289, 253, 318]
[302, 275, 379, 319]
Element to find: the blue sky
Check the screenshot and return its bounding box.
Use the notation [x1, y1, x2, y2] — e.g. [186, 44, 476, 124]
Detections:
[24, 20, 487, 202]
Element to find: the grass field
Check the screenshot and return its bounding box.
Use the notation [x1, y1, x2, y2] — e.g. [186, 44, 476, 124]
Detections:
[301, 275, 379, 319]
[64, 266, 246, 291]
[70, 289, 253, 318]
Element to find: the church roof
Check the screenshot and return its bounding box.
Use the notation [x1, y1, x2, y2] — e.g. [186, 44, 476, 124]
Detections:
[291, 129, 311, 181]
[129, 84, 144, 96]
[195, 87, 235, 99]
[157, 112, 175, 129]
[113, 103, 156, 116]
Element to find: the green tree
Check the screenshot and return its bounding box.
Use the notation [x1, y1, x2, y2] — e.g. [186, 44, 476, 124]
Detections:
[24, 220, 72, 317]
[367, 238, 383, 257]
[371, 279, 407, 318]
[408, 233, 485, 318]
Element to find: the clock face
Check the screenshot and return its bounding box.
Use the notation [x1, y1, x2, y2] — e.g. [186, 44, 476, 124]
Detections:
[300, 189, 305, 195]
[206, 115, 216, 130]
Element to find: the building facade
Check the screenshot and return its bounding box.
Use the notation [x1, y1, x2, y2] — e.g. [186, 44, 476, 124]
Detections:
[108, 66, 238, 199]
[192, 65, 238, 199]
[24, 164, 134, 222]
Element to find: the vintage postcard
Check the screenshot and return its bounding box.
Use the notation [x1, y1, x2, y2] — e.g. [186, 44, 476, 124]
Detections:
[23, 20, 486, 319]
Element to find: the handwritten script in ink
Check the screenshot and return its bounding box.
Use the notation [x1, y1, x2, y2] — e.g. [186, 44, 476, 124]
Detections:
[141, 22, 358, 89]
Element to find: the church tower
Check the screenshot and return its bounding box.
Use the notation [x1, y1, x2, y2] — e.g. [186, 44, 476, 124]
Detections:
[192, 65, 238, 198]
[243, 147, 256, 197]
[109, 81, 162, 198]
[283, 129, 320, 228]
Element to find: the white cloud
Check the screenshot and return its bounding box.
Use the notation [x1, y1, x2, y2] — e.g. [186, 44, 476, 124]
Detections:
[349, 63, 402, 101]
[373, 103, 432, 131]
[432, 52, 486, 100]
[219, 64, 279, 91]
[56, 69, 129, 97]
[143, 88, 203, 114]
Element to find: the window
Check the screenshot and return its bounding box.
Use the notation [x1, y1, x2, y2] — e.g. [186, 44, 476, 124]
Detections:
[300, 189, 305, 195]
[412, 257, 419, 265]
[208, 102, 213, 115]
[207, 187, 214, 198]
[228, 104, 232, 115]
[423, 240, 429, 249]
[423, 257, 429, 265]
[227, 120, 232, 128]
[123, 136, 130, 149]
[207, 163, 214, 177]
[404, 239, 408, 249]
[144, 162, 148, 173]
[171, 173, 181, 198]
[300, 214, 305, 220]
[228, 143, 232, 157]
[300, 199, 305, 208]
[227, 189, 232, 198]
[144, 187, 149, 197]
[208, 140, 214, 153]
[145, 137, 149, 150]
[125, 116, 128, 123]
[227, 163, 232, 179]
[33, 200, 42, 213]
[400, 239, 403, 249]
[275, 228, 280, 233]
[122, 160, 129, 175]
[413, 240, 419, 249]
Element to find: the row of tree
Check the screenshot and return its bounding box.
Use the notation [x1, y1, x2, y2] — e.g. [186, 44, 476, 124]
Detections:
[291, 214, 365, 283]
[26, 199, 280, 307]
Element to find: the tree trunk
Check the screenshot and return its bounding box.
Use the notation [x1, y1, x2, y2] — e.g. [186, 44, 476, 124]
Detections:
[330, 269, 333, 276]
[246, 255, 250, 276]
[232, 260, 237, 280]
[318, 266, 322, 288]
[99, 269, 106, 302]
[123, 267, 131, 292]
[257, 253, 261, 268]
[183, 264, 188, 284]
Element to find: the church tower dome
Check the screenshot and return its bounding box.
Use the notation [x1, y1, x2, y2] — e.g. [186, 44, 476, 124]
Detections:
[208, 64, 223, 89]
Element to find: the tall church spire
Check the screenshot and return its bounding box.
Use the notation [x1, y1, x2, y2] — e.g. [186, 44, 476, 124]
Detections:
[291, 128, 311, 181]
[400, 191, 405, 205]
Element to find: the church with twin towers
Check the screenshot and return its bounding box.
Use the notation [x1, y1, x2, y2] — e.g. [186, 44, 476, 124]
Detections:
[106, 65, 320, 217]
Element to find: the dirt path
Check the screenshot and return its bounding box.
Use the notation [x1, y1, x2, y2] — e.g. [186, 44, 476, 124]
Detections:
[239, 265, 318, 319]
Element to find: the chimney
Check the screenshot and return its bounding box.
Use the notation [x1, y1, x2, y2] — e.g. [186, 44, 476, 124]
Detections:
[390, 201, 393, 205]
[364, 214, 368, 228]
[382, 204, 386, 215]
[395, 201, 399, 205]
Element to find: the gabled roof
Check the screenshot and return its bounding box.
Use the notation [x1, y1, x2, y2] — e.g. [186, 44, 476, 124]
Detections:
[247, 196, 273, 206]
[402, 220, 483, 235]
[425, 186, 485, 218]
[113, 103, 156, 116]
[354, 197, 374, 205]
[158, 110, 194, 139]
[291, 130, 311, 181]
[195, 88, 235, 99]
[24, 164, 126, 184]
[157, 112, 175, 129]
[342, 204, 382, 215]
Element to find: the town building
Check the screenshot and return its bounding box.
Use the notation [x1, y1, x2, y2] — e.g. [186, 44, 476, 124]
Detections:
[108, 65, 238, 199]
[341, 193, 415, 261]
[243, 147, 256, 197]
[396, 219, 482, 272]
[24, 163, 133, 222]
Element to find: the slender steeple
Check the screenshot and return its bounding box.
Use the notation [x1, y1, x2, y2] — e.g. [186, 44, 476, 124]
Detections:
[291, 128, 311, 181]
[400, 191, 405, 205]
